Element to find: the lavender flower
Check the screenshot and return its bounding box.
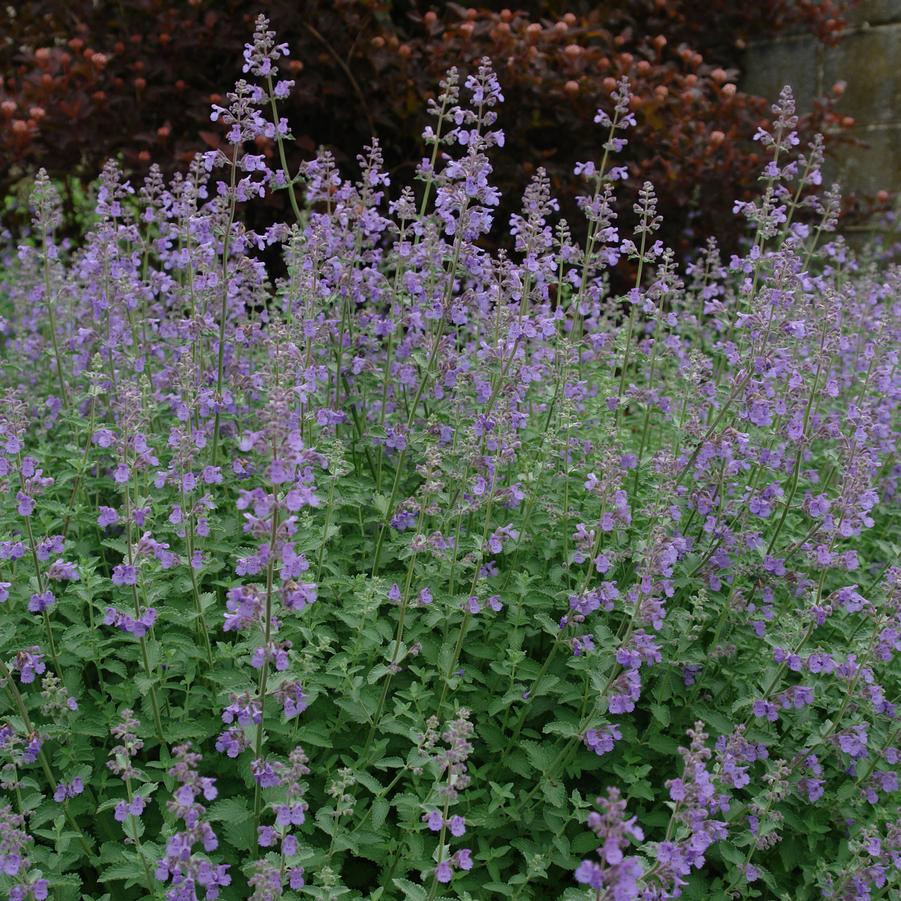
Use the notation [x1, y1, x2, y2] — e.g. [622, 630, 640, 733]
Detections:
[574, 788, 645, 898]
[155, 744, 230, 899]
[0, 804, 48, 899]
[11, 647, 45, 684]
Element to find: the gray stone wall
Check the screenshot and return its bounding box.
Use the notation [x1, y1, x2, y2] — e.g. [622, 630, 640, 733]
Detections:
[742, 0, 900, 226]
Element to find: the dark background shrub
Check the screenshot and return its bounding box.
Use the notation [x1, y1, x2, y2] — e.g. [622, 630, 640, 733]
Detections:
[0, 0, 857, 253]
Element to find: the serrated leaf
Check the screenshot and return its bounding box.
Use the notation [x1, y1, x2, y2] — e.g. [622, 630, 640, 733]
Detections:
[370, 797, 389, 830]
[542, 719, 580, 738]
[207, 796, 254, 848]
[541, 779, 566, 808]
[97, 861, 145, 885]
[392, 878, 428, 901]
[522, 740, 556, 774]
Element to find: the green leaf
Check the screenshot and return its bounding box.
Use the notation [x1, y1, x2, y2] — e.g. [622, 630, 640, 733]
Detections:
[207, 797, 253, 824]
[695, 706, 734, 736]
[626, 781, 655, 802]
[542, 719, 580, 738]
[718, 843, 746, 868]
[300, 720, 336, 748]
[355, 770, 384, 794]
[370, 797, 389, 831]
[97, 861, 145, 885]
[522, 740, 556, 774]
[392, 878, 428, 901]
[541, 779, 566, 809]
[207, 797, 254, 849]
[646, 732, 680, 755]
[335, 697, 375, 723]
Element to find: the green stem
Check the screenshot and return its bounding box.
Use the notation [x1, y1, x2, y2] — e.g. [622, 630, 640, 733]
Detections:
[123, 470, 166, 744]
[41, 226, 69, 409]
[253, 486, 281, 836]
[211, 147, 240, 465]
[266, 74, 303, 223]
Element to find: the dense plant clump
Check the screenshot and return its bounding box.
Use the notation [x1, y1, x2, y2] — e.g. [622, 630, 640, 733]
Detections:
[0, 0, 861, 253]
[0, 14, 899, 901]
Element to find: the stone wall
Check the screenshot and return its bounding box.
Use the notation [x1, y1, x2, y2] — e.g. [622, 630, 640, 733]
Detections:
[742, 0, 900, 233]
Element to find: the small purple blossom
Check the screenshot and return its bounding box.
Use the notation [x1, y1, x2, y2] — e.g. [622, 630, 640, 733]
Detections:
[12, 647, 45, 684]
[27, 591, 55, 614]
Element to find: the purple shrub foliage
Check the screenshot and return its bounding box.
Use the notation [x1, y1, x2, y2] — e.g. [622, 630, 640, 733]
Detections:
[0, 12, 898, 900]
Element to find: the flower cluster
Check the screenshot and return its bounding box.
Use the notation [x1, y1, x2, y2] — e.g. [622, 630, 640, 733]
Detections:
[574, 788, 645, 898]
[0, 804, 48, 900]
[155, 744, 230, 900]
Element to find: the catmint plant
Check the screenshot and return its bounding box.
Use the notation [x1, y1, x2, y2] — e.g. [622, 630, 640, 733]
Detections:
[0, 14, 896, 901]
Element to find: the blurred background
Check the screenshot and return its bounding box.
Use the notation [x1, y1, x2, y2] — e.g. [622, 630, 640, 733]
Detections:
[1, 0, 897, 251]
